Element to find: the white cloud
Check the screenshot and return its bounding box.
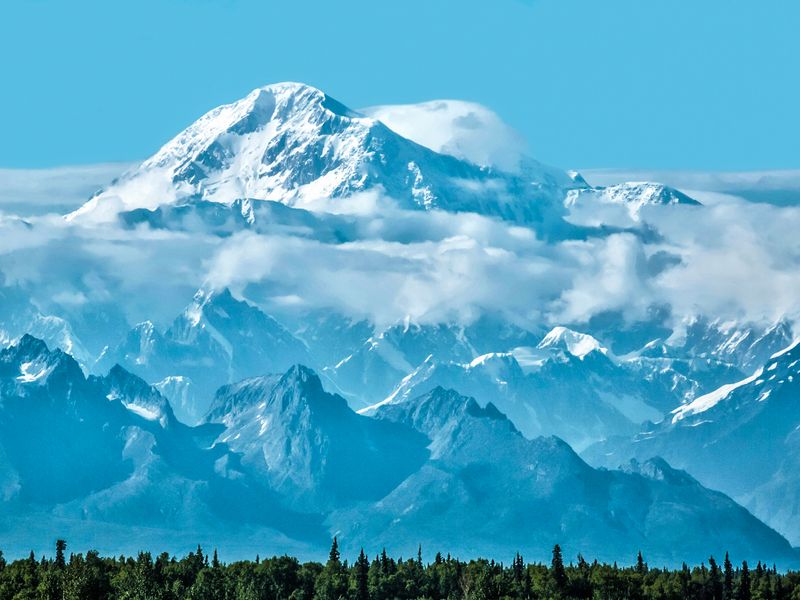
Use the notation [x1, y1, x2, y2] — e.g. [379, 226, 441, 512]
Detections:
[362, 100, 528, 173]
[0, 163, 131, 217]
[1, 167, 799, 338]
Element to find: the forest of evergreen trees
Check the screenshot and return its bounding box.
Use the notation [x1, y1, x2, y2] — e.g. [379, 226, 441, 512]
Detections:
[0, 539, 796, 600]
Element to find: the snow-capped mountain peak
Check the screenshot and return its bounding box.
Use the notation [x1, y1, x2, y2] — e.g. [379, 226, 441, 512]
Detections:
[537, 326, 609, 360]
[68, 83, 377, 221]
[563, 181, 701, 226]
[67, 82, 579, 227]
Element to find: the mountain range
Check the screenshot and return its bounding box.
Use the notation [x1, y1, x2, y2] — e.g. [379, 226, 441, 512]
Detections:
[0, 335, 796, 566]
[0, 81, 798, 564]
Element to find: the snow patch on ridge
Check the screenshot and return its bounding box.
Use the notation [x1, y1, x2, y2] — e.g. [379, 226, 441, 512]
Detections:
[672, 368, 765, 423]
[16, 360, 53, 383]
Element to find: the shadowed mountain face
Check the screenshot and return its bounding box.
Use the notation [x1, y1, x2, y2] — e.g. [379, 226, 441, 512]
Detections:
[334, 386, 796, 566]
[1, 336, 796, 566]
[0, 335, 132, 503]
[0, 336, 328, 553]
[203, 365, 430, 511]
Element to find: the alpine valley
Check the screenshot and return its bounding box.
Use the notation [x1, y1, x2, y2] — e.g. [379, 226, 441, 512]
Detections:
[1, 82, 799, 566]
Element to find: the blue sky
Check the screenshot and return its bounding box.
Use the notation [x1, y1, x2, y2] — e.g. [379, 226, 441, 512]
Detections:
[1, 0, 798, 170]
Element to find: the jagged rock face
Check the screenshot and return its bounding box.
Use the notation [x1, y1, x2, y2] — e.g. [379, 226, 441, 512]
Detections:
[0, 281, 93, 368]
[204, 365, 429, 511]
[325, 317, 542, 409]
[676, 317, 795, 374]
[0, 335, 143, 503]
[563, 182, 702, 228]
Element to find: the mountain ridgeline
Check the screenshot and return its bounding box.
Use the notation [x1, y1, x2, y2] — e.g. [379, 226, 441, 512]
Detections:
[0, 335, 797, 567]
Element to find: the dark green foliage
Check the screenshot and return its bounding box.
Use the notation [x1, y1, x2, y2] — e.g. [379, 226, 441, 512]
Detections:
[739, 561, 752, 600]
[54, 540, 66, 570]
[0, 540, 795, 600]
[315, 538, 348, 600]
[550, 544, 567, 597]
[724, 553, 735, 600]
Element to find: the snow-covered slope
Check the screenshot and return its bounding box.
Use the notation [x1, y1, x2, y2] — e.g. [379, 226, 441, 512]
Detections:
[621, 338, 746, 408]
[0, 280, 93, 368]
[537, 326, 611, 360]
[69, 83, 575, 229]
[674, 317, 795, 374]
[584, 338, 800, 544]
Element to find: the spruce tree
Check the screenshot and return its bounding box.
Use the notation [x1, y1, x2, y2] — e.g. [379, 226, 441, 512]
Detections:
[330, 538, 341, 564]
[315, 538, 347, 600]
[636, 551, 647, 574]
[355, 549, 369, 600]
[512, 553, 524, 584]
[55, 540, 67, 570]
[739, 561, 751, 600]
[709, 556, 723, 600]
[723, 553, 734, 600]
[550, 544, 567, 596]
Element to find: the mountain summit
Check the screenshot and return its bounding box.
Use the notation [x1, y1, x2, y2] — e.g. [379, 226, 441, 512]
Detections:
[68, 82, 577, 226]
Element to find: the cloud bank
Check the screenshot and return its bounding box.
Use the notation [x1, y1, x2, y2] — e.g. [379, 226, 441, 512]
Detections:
[1, 171, 799, 340]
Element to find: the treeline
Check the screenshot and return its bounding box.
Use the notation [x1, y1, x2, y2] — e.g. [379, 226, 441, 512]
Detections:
[0, 539, 796, 600]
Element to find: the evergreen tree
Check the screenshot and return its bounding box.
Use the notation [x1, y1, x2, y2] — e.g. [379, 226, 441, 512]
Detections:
[724, 553, 734, 600]
[512, 553, 524, 584]
[636, 551, 648, 574]
[354, 549, 369, 600]
[709, 556, 723, 600]
[739, 561, 752, 600]
[315, 538, 347, 600]
[330, 538, 341, 565]
[1, 540, 800, 600]
[55, 539, 67, 570]
[550, 544, 567, 597]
